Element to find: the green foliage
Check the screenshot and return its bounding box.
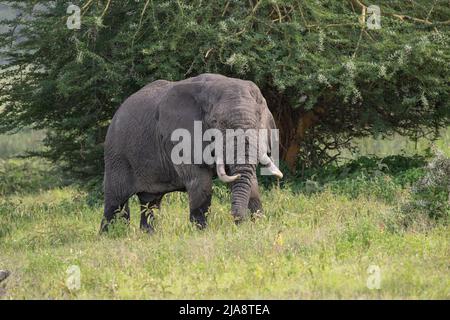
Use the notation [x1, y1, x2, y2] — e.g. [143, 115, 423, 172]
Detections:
[259, 154, 428, 204]
[348, 127, 450, 158]
[302, 154, 427, 181]
[404, 150, 450, 220]
[0, 1, 449, 179]
[305, 156, 424, 202]
[0, 157, 63, 196]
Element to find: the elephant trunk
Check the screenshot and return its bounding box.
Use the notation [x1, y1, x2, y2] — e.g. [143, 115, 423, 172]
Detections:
[214, 104, 282, 220]
[229, 164, 255, 221]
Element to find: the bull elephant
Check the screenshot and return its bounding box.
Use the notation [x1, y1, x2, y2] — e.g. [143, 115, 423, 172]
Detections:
[100, 73, 283, 233]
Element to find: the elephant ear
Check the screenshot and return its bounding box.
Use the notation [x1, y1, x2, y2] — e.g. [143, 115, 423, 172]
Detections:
[157, 82, 204, 130]
[267, 111, 277, 130]
[262, 107, 278, 154]
[156, 82, 209, 163]
[246, 81, 264, 105]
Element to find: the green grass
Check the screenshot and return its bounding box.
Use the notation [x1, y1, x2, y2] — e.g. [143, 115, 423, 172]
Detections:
[0, 157, 449, 299]
[0, 129, 448, 299]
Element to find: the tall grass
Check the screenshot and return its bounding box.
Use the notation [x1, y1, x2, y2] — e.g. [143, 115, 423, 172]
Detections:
[0, 129, 448, 299]
[0, 161, 448, 299]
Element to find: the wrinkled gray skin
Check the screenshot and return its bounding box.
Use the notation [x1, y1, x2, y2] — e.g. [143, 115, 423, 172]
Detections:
[101, 73, 282, 233]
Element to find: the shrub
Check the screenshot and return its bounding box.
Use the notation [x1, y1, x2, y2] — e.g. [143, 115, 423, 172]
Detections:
[405, 150, 450, 220]
[258, 155, 428, 203]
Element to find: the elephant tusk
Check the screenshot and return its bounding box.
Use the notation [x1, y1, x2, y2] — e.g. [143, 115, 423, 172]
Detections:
[216, 163, 241, 183]
[216, 157, 240, 183]
[260, 154, 283, 179]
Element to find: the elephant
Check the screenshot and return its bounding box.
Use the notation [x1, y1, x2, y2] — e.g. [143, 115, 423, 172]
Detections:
[100, 73, 283, 233]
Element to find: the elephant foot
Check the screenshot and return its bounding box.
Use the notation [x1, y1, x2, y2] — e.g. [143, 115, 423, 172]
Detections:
[99, 218, 110, 234]
[190, 213, 207, 230]
[251, 210, 264, 221]
[140, 211, 155, 234]
[232, 212, 247, 224]
[140, 224, 155, 234]
[189, 196, 210, 230]
[101, 202, 131, 234]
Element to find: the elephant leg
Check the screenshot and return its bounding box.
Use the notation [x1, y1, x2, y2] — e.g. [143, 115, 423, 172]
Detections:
[248, 178, 263, 219]
[186, 171, 213, 230]
[101, 197, 132, 233]
[120, 201, 131, 222]
[100, 165, 134, 233]
[137, 192, 163, 234]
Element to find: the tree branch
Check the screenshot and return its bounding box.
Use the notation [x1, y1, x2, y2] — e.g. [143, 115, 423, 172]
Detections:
[349, 0, 449, 26]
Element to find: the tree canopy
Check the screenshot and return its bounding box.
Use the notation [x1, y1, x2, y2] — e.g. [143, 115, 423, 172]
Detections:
[1, 0, 449, 180]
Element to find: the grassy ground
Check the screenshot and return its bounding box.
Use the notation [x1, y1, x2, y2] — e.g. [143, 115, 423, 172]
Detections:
[0, 131, 449, 299]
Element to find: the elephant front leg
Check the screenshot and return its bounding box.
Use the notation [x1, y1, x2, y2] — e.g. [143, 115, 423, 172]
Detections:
[186, 174, 213, 230]
[189, 194, 211, 229]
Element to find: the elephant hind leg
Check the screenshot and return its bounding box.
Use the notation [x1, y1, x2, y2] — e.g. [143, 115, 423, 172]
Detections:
[100, 164, 135, 233]
[100, 198, 132, 233]
[137, 192, 163, 233]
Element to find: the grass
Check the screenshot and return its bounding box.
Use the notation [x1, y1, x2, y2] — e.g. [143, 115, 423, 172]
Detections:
[0, 157, 449, 299]
[0, 130, 449, 299]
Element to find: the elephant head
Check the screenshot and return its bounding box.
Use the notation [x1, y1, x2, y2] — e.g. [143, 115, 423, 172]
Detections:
[197, 76, 283, 220]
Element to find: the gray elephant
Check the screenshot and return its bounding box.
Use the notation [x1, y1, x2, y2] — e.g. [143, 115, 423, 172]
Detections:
[100, 73, 283, 233]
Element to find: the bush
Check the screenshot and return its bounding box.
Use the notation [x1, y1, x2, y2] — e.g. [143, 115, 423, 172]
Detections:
[259, 155, 428, 203]
[405, 150, 450, 220]
[299, 154, 426, 182]
[0, 158, 63, 196]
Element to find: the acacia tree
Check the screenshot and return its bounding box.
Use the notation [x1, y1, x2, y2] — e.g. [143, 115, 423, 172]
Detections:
[0, 0, 449, 179]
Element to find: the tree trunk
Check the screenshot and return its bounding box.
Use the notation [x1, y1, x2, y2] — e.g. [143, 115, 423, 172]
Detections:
[281, 107, 325, 173]
[263, 87, 325, 174]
